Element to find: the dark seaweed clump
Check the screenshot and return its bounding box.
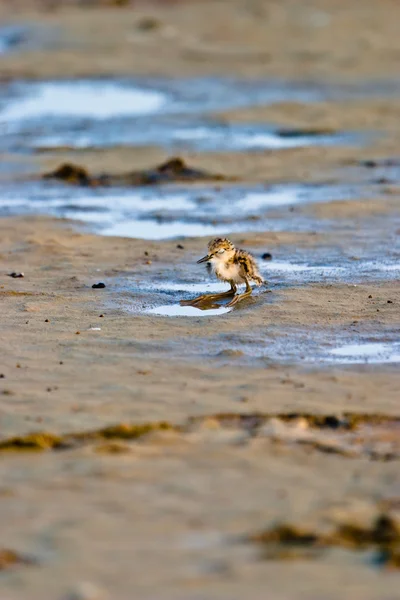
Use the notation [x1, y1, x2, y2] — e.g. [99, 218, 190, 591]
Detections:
[43, 157, 235, 187]
[249, 514, 400, 569]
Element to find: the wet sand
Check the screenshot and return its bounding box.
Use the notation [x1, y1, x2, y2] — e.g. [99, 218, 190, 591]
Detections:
[0, 1, 400, 599]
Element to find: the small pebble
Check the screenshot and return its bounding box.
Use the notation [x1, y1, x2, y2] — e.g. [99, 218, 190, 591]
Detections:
[16, 364, 21, 368]
[0, 374, 5, 378]
[8, 272, 24, 278]
[99, 314, 104, 318]
[59, 361, 63, 365]
[76, 331, 80, 335]
[387, 300, 393, 304]
[45, 319, 49, 323]
[145, 260, 152, 265]
[92, 283, 106, 289]
[177, 244, 184, 249]
[261, 252, 273, 261]
[368, 295, 373, 298]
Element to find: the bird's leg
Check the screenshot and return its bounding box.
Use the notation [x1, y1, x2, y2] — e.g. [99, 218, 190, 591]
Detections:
[226, 279, 252, 307]
[180, 281, 236, 307]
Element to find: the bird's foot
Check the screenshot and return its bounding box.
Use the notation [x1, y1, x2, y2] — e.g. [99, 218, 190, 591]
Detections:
[226, 290, 252, 307]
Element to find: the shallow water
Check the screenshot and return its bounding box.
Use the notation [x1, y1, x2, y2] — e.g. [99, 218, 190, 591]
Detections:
[0, 180, 373, 239]
[166, 326, 400, 365]
[1, 81, 167, 121]
[329, 342, 400, 364]
[147, 304, 232, 317]
[31, 120, 353, 153]
[0, 78, 359, 154]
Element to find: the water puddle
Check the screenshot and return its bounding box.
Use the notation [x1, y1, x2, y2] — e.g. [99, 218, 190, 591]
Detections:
[101, 219, 230, 240]
[329, 343, 400, 364]
[152, 282, 227, 293]
[147, 304, 231, 317]
[172, 325, 400, 366]
[263, 261, 344, 274]
[0, 181, 367, 239]
[0, 79, 360, 154]
[31, 121, 352, 153]
[0, 81, 167, 122]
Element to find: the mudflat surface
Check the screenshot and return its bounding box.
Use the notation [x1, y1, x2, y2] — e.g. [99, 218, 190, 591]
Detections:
[0, 1, 400, 599]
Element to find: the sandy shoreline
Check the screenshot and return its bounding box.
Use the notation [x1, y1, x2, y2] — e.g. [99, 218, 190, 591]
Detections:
[0, 1, 400, 598]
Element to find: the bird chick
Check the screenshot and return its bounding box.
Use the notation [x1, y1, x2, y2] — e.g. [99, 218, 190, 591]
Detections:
[181, 238, 264, 308]
[198, 238, 264, 289]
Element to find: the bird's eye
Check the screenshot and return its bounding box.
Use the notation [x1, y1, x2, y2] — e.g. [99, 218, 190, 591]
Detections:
[218, 249, 225, 254]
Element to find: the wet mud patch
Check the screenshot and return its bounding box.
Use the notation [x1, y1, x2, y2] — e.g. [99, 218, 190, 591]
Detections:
[0, 412, 399, 461]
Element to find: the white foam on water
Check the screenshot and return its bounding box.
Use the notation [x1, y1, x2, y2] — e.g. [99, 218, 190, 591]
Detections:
[0, 82, 167, 121]
[147, 304, 231, 317]
[329, 342, 400, 364]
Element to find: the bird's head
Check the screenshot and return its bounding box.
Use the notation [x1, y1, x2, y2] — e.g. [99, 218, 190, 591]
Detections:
[197, 238, 235, 265]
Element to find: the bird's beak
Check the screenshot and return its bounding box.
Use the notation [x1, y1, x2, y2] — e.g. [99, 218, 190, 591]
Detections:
[197, 254, 211, 264]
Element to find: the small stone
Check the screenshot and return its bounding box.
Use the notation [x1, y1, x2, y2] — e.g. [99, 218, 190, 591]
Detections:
[177, 244, 184, 249]
[76, 331, 80, 335]
[368, 295, 372, 298]
[145, 260, 152, 265]
[59, 361, 63, 365]
[45, 319, 49, 323]
[8, 272, 24, 278]
[387, 300, 393, 304]
[99, 314, 104, 318]
[92, 283, 106, 289]
[0, 374, 4, 378]
[361, 160, 377, 168]
[144, 251, 149, 256]
[16, 364, 21, 368]
[261, 252, 273, 261]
